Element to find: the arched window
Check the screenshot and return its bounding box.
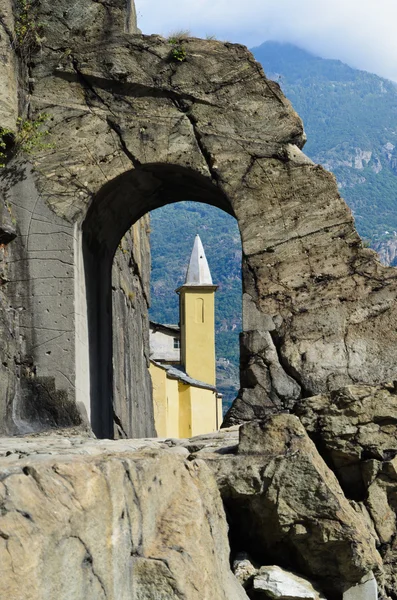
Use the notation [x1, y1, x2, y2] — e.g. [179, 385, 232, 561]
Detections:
[195, 298, 204, 323]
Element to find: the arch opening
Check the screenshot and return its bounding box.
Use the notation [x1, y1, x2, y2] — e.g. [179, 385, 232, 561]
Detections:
[81, 163, 237, 438]
[149, 200, 242, 425]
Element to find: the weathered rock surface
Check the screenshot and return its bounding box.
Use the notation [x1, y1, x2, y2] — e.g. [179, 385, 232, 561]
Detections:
[38, 0, 139, 45]
[112, 218, 155, 439]
[0, 439, 248, 600]
[296, 385, 397, 597]
[2, 400, 396, 599]
[196, 416, 382, 597]
[1, 0, 397, 433]
[0, 0, 151, 438]
[252, 565, 326, 599]
[0, 196, 18, 435]
[0, 1, 396, 598]
[296, 384, 397, 497]
[0, 0, 18, 132]
[343, 572, 378, 600]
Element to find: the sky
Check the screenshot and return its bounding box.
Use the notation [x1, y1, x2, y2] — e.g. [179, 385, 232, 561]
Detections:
[135, 0, 397, 82]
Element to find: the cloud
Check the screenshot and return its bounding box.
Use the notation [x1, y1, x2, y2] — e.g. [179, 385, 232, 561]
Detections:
[135, 0, 397, 81]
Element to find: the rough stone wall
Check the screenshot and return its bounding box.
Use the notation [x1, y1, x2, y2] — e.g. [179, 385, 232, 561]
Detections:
[0, 198, 17, 434]
[112, 217, 154, 438]
[1, 0, 397, 435]
[0, 0, 18, 434]
[0, 0, 155, 436]
[0, 0, 18, 132]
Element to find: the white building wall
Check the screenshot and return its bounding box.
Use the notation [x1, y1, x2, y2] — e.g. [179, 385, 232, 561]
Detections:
[149, 328, 180, 363]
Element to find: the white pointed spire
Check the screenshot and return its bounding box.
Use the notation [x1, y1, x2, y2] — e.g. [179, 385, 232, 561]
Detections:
[184, 234, 213, 285]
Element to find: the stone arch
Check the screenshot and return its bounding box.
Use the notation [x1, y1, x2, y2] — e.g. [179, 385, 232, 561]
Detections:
[81, 164, 235, 437]
[3, 24, 397, 436]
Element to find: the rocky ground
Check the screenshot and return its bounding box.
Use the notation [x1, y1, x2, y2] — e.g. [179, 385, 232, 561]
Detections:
[1, 383, 397, 599]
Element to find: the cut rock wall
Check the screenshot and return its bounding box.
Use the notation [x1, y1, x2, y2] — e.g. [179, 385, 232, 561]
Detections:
[0, 0, 18, 132]
[112, 217, 154, 438]
[0, 0, 155, 436]
[0, 0, 18, 433]
[1, 0, 397, 435]
[0, 198, 17, 434]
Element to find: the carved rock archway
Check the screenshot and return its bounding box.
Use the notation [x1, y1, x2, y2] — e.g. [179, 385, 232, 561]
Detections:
[2, 0, 397, 436]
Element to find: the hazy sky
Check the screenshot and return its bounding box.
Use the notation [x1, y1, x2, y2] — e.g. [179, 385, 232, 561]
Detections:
[135, 0, 397, 82]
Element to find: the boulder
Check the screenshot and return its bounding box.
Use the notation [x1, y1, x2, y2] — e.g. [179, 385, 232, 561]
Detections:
[0, 441, 248, 600]
[343, 572, 378, 600]
[233, 552, 258, 587]
[296, 385, 397, 597]
[296, 384, 397, 497]
[252, 565, 326, 599]
[0, 421, 388, 599]
[199, 415, 382, 596]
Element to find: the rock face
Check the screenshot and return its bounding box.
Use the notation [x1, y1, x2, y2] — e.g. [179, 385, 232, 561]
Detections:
[0, 196, 18, 435]
[1, 0, 397, 435]
[0, 0, 17, 411]
[112, 218, 155, 439]
[296, 384, 397, 497]
[0, 413, 389, 600]
[2, 3, 397, 599]
[252, 565, 326, 600]
[0, 0, 18, 132]
[197, 416, 382, 597]
[0, 0, 155, 438]
[0, 439, 248, 600]
[297, 385, 397, 598]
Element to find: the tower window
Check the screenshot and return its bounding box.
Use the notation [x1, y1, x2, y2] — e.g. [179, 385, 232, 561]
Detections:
[173, 338, 180, 349]
[195, 298, 204, 323]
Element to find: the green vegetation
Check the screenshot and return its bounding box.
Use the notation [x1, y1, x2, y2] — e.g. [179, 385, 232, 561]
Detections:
[168, 31, 190, 62]
[15, 0, 45, 55]
[15, 114, 53, 155]
[0, 114, 53, 167]
[169, 41, 187, 62]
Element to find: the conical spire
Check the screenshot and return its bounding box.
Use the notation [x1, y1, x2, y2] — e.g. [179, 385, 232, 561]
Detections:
[184, 235, 213, 285]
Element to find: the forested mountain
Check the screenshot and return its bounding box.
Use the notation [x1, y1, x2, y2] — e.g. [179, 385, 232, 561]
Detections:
[149, 42, 397, 410]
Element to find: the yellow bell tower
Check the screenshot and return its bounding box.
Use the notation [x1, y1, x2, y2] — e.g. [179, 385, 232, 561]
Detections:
[177, 235, 217, 386]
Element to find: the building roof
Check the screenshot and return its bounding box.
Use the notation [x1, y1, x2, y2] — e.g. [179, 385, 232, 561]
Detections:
[149, 321, 180, 335]
[150, 360, 217, 392]
[184, 234, 213, 286]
